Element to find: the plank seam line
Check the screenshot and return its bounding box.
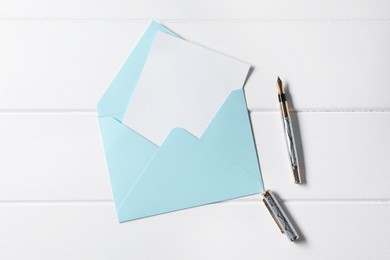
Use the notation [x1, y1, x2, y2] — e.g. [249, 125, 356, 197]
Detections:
[246, 199, 390, 203]
[250, 108, 390, 113]
[0, 109, 389, 114]
[1, 18, 390, 24]
[1, 199, 389, 205]
[0, 109, 97, 114]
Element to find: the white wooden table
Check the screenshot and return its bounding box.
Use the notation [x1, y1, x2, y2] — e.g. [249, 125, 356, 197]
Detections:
[1, 1, 390, 259]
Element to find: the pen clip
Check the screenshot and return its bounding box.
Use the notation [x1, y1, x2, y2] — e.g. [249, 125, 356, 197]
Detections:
[261, 189, 299, 242]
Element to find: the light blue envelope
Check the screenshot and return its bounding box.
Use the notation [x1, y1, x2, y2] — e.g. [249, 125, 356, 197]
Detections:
[97, 21, 264, 222]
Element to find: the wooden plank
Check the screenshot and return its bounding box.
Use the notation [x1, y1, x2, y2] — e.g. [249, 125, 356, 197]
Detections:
[0, 113, 111, 201]
[0, 22, 143, 111]
[1, 112, 389, 201]
[1, 21, 389, 110]
[252, 112, 390, 200]
[0, 0, 389, 20]
[0, 202, 389, 259]
[165, 22, 390, 111]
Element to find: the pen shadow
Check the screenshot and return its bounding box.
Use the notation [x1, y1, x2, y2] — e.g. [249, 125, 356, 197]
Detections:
[272, 191, 307, 245]
[283, 81, 307, 185]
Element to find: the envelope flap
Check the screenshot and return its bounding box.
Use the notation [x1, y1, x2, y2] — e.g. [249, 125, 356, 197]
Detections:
[97, 21, 177, 120]
[201, 89, 262, 180]
[117, 127, 262, 222]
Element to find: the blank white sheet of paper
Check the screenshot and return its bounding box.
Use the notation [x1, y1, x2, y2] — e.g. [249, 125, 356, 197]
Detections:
[123, 31, 250, 146]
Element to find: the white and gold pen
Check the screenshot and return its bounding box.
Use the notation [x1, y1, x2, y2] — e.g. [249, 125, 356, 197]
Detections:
[277, 77, 301, 184]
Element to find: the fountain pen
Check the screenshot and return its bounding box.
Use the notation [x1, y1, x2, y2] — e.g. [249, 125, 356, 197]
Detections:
[277, 77, 301, 184]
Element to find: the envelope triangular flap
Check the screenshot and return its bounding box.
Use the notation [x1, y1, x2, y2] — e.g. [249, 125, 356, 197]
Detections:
[201, 89, 261, 180]
[117, 90, 263, 222]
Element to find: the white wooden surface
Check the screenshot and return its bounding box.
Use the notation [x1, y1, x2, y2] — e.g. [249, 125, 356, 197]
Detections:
[1, 1, 390, 259]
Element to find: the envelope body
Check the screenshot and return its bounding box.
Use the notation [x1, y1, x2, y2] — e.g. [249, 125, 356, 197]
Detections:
[97, 21, 264, 222]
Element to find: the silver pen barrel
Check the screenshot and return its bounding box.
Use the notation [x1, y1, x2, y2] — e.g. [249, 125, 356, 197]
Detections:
[282, 116, 300, 183]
